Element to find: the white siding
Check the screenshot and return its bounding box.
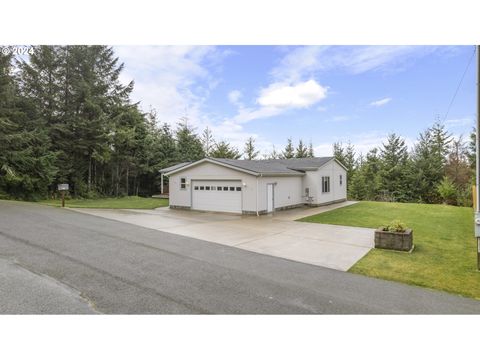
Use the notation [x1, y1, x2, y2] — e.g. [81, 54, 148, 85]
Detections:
[257, 176, 304, 211]
[167, 159, 346, 214]
[168, 162, 258, 212]
[308, 160, 346, 205]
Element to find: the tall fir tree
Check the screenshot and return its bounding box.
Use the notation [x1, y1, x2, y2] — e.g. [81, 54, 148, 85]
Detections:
[201, 126, 214, 157]
[295, 139, 309, 158]
[307, 141, 315, 157]
[379, 133, 411, 202]
[411, 122, 451, 203]
[210, 141, 241, 159]
[175, 117, 205, 162]
[282, 138, 295, 159]
[244, 136, 259, 160]
[0, 52, 57, 199]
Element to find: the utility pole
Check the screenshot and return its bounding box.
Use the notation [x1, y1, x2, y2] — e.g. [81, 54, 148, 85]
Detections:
[475, 45, 480, 270]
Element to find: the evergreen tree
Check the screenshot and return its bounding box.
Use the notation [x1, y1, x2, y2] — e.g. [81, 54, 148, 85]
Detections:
[307, 141, 315, 157]
[295, 139, 309, 158]
[282, 138, 295, 159]
[264, 145, 280, 160]
[349, 148, 381, 200]
[201, 126, 214, 157]
[175, 117, 205, 162]
[210, 141, 241, 159]
[0, 52, 57, 199]
[333, 142, 356, 195]
[379, 133, 411, 202]
[411, 122, 451, 203]
[333, 142, 345, 164]
[244, 137, 260, 160]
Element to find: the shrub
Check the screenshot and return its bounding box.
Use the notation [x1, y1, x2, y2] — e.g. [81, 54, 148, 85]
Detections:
[437, 176, 457, 205]
[382, 219, 407, 233]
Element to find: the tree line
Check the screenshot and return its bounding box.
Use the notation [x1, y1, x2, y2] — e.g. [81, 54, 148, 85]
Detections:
[332, 123, 475, 207]
[0, 46, 475, 206]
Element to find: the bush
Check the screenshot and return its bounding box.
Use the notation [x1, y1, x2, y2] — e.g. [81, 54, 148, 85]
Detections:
[437, 176, 457, 205]
[382, 219, 408, 233]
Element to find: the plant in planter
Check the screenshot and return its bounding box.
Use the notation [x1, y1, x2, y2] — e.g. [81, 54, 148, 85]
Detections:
[374, 219, 413, 251]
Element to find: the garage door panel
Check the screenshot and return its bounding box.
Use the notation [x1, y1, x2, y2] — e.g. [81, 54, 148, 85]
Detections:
[192, 180, 242, 214]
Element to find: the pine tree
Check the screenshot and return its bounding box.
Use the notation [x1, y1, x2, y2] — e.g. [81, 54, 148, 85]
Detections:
[333, 142, 356, 196]
[201, 126, 214, 157]
[244, 137, 259, 160]
[333, 142, 346, 163]
[210, 141, 241, 159]
[349, 148, 381, 200]
[307, 141, 315, 157]
[411, 122, 452, 203]
[282, 138, 295, 159]
[295, 139, 309, 158]
[0, 52, 57, 199]
[379, 133, 411, 202]
[175, 117, 205, 162]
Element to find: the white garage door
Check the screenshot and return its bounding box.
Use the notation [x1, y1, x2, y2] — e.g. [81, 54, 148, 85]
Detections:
[192, 180, 242, 214]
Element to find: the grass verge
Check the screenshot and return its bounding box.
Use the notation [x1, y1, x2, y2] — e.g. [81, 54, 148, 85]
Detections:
[299, 201, 479, 299]
[39, 196, 168, 209]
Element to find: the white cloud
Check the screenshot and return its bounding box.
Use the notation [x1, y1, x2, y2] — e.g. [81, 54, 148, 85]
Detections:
[324, 115, 348, 123]
[445, 117, 474, 129]
[271, 46, 441, 82]
[257, 80, 327, 109]
[370, 97, 392, 107]
[313, 131, 416, 158]
[228, 89, 242, 106]
[115, 45, 229, 128]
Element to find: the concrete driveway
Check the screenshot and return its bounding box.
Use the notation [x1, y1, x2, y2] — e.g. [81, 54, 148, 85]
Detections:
[73, 201, 374, 271]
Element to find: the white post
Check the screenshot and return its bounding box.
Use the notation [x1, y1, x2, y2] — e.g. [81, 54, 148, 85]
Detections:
[475, 45, 480, 270]
[161, 173, 164, 194]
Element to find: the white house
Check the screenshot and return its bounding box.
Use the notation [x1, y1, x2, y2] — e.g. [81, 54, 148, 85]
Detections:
[160, 157, 347, 215]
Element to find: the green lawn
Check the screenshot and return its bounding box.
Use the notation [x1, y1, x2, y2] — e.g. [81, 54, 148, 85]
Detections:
[299, 201, 480, 299]
[39, 196, 169, 209]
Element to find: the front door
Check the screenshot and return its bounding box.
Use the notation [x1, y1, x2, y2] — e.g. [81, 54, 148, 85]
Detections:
[266, 183, 274, 213]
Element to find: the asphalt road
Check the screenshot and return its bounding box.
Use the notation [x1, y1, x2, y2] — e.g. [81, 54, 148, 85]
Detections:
[1, 200, 479, 314]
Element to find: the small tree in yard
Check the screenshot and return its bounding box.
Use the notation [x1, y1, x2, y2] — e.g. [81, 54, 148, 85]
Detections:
[437, 176, 457, 205]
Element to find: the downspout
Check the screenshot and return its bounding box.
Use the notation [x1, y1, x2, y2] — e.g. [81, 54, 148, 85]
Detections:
[256, 176, 259, 216]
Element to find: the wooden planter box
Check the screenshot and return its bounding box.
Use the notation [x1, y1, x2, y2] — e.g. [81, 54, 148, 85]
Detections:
[374, 228, 413, 251]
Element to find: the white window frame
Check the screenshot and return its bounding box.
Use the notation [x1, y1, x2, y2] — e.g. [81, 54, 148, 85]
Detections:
[180, 177, 186, 190]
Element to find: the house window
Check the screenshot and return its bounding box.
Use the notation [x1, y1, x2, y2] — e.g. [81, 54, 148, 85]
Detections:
[339, 175, 343, 186]
[199, 186, 204, 190]
[223, 186, 228, 191]
[211, 186, 216, 190]
[217, 187, 222, 191]
[194, 186, 199, 190]
[229, 186, 235, 191]
[180, 178, 186, 190]
[322, 176, 330, 193]
[236, 187, 242, 191]
[205, 186, 210, 190]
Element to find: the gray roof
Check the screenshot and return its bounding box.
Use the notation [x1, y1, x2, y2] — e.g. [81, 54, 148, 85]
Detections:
[212, 157, 335, 175]
[161, 157, 339, 176]
[159, 162, 192, 173]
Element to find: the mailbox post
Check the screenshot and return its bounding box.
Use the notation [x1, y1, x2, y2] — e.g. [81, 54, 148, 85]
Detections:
[57, 184, 69, 208]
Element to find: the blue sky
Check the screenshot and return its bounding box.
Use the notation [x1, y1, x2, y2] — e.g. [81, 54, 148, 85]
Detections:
[116, 45, 476, 156]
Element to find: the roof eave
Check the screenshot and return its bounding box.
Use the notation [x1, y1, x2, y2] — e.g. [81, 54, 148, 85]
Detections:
[164, 158, 260, 176]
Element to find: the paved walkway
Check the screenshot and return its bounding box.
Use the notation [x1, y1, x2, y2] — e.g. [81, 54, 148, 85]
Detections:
[73, 201, 374, 271]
